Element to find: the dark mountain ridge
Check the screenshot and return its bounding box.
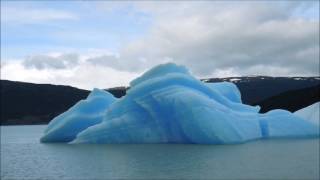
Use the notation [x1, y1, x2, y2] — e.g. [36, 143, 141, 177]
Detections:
[1, 80, 90, 125]
[256, 84, 320, 113]
[202, 76, 320, 104]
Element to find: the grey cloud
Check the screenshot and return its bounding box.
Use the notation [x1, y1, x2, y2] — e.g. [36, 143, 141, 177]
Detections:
[21, 2, 319, 78]
[23, 53, 79, 70]
[86, 55, 123, 69]
[109, 1, 319, 77]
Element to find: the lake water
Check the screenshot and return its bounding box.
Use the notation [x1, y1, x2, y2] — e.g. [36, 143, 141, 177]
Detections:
[1, 125, 319, 180]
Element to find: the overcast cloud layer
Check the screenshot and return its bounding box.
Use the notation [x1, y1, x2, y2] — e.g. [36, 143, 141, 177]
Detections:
[1, 1, 319, 89]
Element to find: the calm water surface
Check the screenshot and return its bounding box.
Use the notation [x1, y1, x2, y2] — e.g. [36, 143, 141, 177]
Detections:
[1, 125, 319, 180]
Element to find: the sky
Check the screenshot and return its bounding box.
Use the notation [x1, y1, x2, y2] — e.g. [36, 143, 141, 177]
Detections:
[1, 1, 319, 90]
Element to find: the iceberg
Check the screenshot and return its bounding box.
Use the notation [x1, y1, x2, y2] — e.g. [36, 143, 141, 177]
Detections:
[41, 63, 319, 144]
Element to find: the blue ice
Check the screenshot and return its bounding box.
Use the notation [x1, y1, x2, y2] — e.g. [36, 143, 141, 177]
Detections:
[41, 63, 319, 144]
[294, 102, 319, 126]
[40, 88, 116, 142]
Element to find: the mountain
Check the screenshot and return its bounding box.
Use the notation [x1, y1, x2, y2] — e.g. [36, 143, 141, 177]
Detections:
[255, 84, 320, 113]
[202, 76, 320, 104]
[1, 80, 90, 125]
[1, 77, 319, 125]
[105, 86, 128, 98]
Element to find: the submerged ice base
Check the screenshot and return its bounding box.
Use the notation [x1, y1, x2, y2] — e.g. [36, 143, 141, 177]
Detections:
[41, 63, 319, 144]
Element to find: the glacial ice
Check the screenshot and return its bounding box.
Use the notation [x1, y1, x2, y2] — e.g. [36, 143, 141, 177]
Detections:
[294, 102, 320, 126]
[40, 63, 319, 144]
[206, 82, 242, 103]
[40, 88, 116, 142]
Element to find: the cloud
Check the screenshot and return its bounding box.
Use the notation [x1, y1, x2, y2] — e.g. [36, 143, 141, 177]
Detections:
[1, 6, 77, 24]
[86, 55, 122, 69]
[110, 1, 319, 77]
[23, 53, 79, 70]
[74, 1, 318, 78]
[1, 1, 319, 89]
[1, 55, 140, 90]
[1, 50, 141, 90]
